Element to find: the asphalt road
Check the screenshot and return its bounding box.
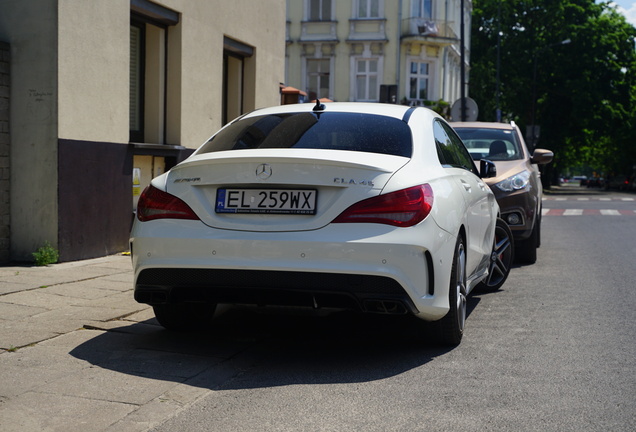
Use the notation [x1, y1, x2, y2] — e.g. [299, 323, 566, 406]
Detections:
[149, 188, 636, 431]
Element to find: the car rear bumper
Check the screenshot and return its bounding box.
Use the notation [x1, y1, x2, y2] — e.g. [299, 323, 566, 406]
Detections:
[130, 220, 457, 321]
[135, 267, 420, 316]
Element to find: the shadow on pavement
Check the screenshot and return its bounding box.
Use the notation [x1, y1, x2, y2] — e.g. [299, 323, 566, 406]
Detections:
[70, 297, 481, 390]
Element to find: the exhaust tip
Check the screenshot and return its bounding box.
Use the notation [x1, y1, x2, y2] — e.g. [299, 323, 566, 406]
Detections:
[363, 299, 408, 315]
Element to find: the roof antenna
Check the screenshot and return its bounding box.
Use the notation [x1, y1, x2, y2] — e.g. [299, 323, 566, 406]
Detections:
[313, 98, 325, 112]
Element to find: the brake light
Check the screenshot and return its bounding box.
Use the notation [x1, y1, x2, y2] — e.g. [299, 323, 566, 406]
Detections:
[332, 184, 433, 227]
[137, 185, 199, 222]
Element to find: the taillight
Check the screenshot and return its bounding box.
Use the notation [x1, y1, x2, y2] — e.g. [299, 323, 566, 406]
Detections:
[137, 185, 199, 222]
[332, 184, 433, 227]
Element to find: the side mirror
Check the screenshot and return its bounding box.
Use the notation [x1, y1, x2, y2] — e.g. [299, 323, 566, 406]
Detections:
[480, 159, 497, 178]
[531, 148, 554, 165]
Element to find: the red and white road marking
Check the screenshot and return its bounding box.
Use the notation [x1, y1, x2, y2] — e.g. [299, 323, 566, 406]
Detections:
[542, 209, 636, 216]
[543, 196, 635, 202]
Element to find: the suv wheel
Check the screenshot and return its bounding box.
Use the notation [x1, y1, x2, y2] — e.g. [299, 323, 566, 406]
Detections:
[515, 220, 539, 264]
[478, 218, 514, 292]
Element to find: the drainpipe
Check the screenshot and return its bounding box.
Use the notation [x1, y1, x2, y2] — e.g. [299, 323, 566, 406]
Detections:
[441, 0, 449, 102]
[396, 0, 402, 103]
[460, 0, 466, 120]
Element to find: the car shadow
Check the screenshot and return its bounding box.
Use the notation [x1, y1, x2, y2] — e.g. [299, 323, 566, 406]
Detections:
[69, 299, 481, 391]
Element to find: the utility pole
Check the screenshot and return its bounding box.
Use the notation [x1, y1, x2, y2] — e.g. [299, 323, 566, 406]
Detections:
[460, 0, 466, 121]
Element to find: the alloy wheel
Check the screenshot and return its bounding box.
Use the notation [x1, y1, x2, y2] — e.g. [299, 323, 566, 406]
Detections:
[480, 218, 514, 291]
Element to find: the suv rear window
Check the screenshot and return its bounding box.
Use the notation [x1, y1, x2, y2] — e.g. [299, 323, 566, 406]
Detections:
[196, 112, 412, 157]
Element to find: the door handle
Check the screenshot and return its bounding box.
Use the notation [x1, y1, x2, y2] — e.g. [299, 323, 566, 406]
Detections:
[460, 180, 471, 192]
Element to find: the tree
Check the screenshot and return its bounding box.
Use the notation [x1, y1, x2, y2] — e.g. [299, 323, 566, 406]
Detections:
[469, 0, 636, 185]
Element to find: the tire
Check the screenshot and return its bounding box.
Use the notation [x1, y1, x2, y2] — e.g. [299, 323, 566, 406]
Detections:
[536, 214, 542, 249]
[153, 302, 217, 332]
[478, 218, 514, 292]
[515, 220, 538, 264]
[435, 236, 467, 346]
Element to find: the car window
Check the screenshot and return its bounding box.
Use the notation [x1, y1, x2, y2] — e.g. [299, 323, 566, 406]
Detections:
[196, 112, 412, 158]
[453, 127, 523, 161]
[433, 119, 478, 175]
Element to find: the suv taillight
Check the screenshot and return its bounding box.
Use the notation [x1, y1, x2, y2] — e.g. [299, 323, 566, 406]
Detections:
[332, 184, 433, 227]
[137, 185, 199, 222]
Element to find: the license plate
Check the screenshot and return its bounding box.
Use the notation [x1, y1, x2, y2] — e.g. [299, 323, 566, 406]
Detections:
[215, 188, 317, 214]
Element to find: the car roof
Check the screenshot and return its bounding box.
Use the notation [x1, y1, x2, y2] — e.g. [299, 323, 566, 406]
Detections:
[241, 102, 440, 122]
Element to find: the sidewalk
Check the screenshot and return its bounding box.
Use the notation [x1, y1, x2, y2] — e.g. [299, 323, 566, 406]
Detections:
[543, 183, 603, 195]
[0, 254, 251, 432]
[0, 254, 143, 350]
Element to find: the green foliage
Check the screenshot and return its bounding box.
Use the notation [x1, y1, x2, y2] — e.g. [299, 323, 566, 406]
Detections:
[400, 98, 451, 118]
[32, 242, 59, 266]
[423, 99, 451, 118]
[469, 0, 636, 183]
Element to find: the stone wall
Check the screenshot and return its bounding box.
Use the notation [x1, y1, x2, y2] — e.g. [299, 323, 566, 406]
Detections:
[0, 42, 10, 263]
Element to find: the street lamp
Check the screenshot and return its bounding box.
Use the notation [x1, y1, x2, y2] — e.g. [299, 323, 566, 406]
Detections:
[529, 38, 571, 150]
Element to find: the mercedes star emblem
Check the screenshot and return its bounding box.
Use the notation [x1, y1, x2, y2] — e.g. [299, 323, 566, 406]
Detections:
[256, 163, 272, 180]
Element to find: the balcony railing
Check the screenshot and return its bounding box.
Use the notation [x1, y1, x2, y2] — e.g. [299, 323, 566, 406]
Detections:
[347, 18, 387, 41]
[401, 17, 458, 43]
[300, 20, 338, 42]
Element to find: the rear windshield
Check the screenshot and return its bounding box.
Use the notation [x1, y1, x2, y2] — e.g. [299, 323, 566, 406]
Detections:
[453, 127, 523, 161]
[196, 112, 412, 158]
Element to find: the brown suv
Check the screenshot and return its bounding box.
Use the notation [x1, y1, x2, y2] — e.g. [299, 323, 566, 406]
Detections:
[451, 121, 553, 264]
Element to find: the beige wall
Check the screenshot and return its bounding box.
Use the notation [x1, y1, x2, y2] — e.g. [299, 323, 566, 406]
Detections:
[58, 0, 130, 144]
[56, 0, 286, 148]
[163, 0, 287, 148]
[0, 0, 59, 258]
[1, 0, 286, 261]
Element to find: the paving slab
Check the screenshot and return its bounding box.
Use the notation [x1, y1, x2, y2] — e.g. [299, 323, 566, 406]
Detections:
[0, 391, 137, 432]
[0, 254, 256, 431]
[0, 300, 48, 320]
[1, 289, 85, 309]
[38, 365, 189, 406]
[0, 331, 96, 398]
[43, 280, 128, 300]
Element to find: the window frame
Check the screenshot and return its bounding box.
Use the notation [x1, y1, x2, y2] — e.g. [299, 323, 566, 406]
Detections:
[411, 0, 433, 19]
[129, 20, 145, 143]
[407, 60, 432, 102]
[354, 58, 380, 102]
[129, 1, 178, 144]
[307, 0, 333, 21]
[356, 0, 381, 19]
[222, 37, 255, 125]
[305, 57, 332, 101]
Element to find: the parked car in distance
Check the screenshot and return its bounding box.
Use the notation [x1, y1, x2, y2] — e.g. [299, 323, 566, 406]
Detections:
[451, 121, 553, 264]
[604, 173, 631, 191]
[130, 102, 512, 346]
[571, 175, 587, 185]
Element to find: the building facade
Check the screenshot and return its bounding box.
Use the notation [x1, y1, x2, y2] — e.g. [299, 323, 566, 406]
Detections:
[0, 0, 286, 263]
[285, 0, 471, 109]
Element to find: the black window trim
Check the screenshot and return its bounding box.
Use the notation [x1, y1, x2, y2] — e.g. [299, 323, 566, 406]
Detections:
[224, 36, 254, 58]
[130, 1, 180, 145]
[129, 20, 146, 143]
[131, 0, 179, 26]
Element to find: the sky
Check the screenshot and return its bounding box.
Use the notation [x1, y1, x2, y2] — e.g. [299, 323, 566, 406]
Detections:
[610, 1, 636, 26]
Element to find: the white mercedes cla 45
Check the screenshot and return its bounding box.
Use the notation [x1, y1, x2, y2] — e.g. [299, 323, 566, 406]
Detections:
[130, 102, 511, 345]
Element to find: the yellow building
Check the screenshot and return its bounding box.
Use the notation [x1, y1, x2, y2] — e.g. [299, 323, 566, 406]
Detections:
[285, 0, 470, 108]
[0, 0, 286, 262]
